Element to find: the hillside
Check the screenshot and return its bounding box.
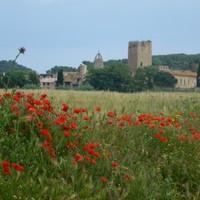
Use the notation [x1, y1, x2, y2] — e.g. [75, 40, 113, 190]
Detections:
[83, 53, 200, 71]
[0, 60, 34, 73]
[153, 53, 200, 71]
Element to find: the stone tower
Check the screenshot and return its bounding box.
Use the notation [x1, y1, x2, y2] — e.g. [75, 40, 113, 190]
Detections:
[94, 51, 104, 68]
[79, 63, 87, 78]
[128, 40, 152, 76]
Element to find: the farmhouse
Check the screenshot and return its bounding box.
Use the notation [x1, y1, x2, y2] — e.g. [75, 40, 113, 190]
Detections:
[159, 66, 197, 88]
[169, 70, 197, 89]
[39, 64, 87, 89]
[39, 74, 57, 89]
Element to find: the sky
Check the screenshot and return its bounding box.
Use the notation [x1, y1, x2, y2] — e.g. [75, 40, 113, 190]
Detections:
[0, 0, 200, 73]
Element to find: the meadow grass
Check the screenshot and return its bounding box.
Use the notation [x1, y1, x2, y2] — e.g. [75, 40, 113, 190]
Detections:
[0, 90, 200, 200]
[40, 90, 200, 114]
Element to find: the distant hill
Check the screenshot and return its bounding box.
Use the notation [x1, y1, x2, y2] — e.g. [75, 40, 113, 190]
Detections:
[83, 53, 200, 72]
[153, 54, 200, 71]
[0, 60, 34, 73]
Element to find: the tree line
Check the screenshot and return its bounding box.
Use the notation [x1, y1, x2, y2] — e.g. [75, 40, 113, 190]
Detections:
[85, 64, 178, 92]
[0, 61, 39, 89]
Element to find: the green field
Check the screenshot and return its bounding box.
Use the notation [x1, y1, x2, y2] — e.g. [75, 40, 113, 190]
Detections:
[1, 90, 200, 200]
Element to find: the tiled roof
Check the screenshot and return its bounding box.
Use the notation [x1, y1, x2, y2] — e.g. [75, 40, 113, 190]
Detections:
[160, 69, 197, 78]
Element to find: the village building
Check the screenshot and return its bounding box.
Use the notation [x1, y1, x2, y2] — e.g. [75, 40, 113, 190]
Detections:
[39, 64, 87, 89]
[39, 74, 57, 89]
[159, 66, 197, 88]
[63, 63, 87, 87]
[63, 71, 81, 87]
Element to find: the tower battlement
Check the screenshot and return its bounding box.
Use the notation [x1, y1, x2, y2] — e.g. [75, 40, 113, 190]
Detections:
[128, 40, 152, 76]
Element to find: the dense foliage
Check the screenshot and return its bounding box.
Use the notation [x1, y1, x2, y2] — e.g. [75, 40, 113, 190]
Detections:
[0, 71, 39, 89]
[134, 67, 177, 91]
[0, 61, 39, 89]
[56, 69, 64, 87]
[46, 66, 77, 74]
[87, 64, 133, 92]
[0, 60, 31, 73]
[153, 54, 200, 71]
[197, 64, 200, 87]
[87, 65, 177, 92]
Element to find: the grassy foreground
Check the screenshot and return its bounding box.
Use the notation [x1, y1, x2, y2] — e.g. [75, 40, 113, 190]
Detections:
[0, 90, 200, 200]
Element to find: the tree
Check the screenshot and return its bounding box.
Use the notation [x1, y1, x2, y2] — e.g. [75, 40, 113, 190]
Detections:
[47, 66, 76, 74]
[197, 63, 200, 87]
[87, 64, 133, 92]
[133, 67, 177, 91]
[2, 70, 27, 88]
[134, 67, 158, 91]
[56, 69, 64, 87]
[154, 71, 177, 88]
[28, 71, 40, 85]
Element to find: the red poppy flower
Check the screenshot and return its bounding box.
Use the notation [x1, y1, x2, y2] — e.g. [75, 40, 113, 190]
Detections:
[2, 160, 11, 175]
[111, 162, 120, 168]
[100, 176, 108, 183]
[12, 163, 24, 172]
[74, 153, 84, 162]
[64, 131, 71, 137]
[107, 111, 116, 118]
[62, 103, 69, 112]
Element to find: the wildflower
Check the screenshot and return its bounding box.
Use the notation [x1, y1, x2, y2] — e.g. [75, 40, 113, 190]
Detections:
[73, 108, 82, 114]
[159, 137, 169, 143]
[74, 153, 84, 162]
[123, 174, 134, 182]
[100, 176, 108, 183]
[27, 105, 37, 113]
[40, 129, 52, 141]
[191, 133, 200, 141]
[83, 115, 90, 121]
[95, 106, 101, 112]
[2, 160, 11, 175]
[70, 122, 77, 129]
[62, 103, 69, 112]
[64, 131, 71, 137]
[54, 115, 66, 125]
[107, 111, 116, 118]
[42, 140, 56, 159]
[111, 162, 120, 168]
[40, 94, 47, 99]
[12, 163, 24, 172]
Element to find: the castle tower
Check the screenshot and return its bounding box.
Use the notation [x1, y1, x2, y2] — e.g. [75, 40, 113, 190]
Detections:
[128, 40, 152, 76]
[94, 51, 104, 68]
[79, 63, 87, 78]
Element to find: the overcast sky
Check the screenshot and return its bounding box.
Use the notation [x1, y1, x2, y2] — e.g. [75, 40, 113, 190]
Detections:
[0, 0, 199, 73]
